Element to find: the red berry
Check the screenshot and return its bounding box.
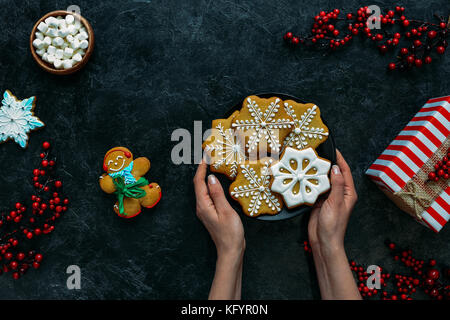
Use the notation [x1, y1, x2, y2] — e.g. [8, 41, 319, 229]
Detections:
[436, 46, 445, 54]
[424, 56, 432, 64]
[414, 40, 422, 47]
[284, 32, 293, 40]
[33, 169, 40, 176]
[394, 32, 401, 39]
[26, 232, 33, 239]
[32, 262, 40, 269]
[333, 29, 339, 37]
[42, 142, 50, 149]
[41, 160, 48, 167]
[428, 269, 440, 280]
[429, 259, 437, 267]
[400, 48, 408, 55]
[17, 253, 25, 261]
[438, 169, 445, 176]
[291, 37, 299, 45]
[12, 272, 20, 280]
[388, 63, 396, 70]
[55, 181, 62, 188]
[10, 261, 18, 269]
[428, 30, 437, 39]
[379, 45, 388, 53]
[375, 34, 383, 41]
[440, 22, 447, 29]
[414, 59, 423, 67]
[5, 252, 13, 260]
[35, 254, 43, 262]
[403, 20, 410, 27]
[40, 153, 45, 159]
[428, 172, 437, 180]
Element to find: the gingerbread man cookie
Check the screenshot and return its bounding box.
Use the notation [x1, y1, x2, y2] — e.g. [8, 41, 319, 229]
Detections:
[99, 147, 162, 218]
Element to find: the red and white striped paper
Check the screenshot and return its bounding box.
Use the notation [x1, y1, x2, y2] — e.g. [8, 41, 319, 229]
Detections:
[366, 96, 450, 232]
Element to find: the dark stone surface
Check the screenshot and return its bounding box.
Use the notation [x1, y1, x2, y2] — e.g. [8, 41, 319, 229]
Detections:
[0, 0, 448, 299]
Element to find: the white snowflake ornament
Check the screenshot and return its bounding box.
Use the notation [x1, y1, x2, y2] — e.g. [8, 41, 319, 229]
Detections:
[230, 158, 282, 217]
[0, 90, 45, 148]
[270, 147, 331, 208]
[282, 102, 329, 152]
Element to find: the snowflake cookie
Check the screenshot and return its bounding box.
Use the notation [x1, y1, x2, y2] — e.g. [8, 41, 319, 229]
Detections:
[282, 100, 329, 152]
[203, 111, 247, 179]
[230, 158, 283, 217]
[0, 90, 45, 148]
[232, 96, 293, 155]
[270, 147, 331, 208]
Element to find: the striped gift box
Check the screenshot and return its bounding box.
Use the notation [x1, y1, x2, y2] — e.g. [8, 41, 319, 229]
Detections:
[366, 96, 450, 232]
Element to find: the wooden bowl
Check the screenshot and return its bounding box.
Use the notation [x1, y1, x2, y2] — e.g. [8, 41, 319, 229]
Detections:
[30, 10, 94, 75]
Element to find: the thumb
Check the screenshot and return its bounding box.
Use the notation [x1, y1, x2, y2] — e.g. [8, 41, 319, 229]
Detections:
[207, 174, 233, 214]
[328, 164, 345, 205]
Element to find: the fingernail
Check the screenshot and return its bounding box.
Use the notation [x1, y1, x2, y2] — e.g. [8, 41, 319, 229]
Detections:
[208, 174, 217, 184]
[332, 165, 341, 175]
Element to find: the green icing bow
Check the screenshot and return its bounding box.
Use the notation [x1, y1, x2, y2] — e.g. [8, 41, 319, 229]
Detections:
[112, 176, 149, 216]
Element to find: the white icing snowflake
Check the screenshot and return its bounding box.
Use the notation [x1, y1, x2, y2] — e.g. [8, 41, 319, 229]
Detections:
[231, 159, 281, 216]
[0, 90, 44, 148]
[232, 98, 293, 153]
[271, 147, 331, 208]
[205, 123, 246, 178]
[282, 103, 328, 151]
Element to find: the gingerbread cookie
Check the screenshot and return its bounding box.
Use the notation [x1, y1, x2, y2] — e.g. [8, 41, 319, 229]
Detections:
[230, 158, 283, 217]
[99, 147, 162, 218]
[282, 100, 329, 152]
[231, 96, 294, 155]
[270, 147, 330, 208]
[202, 111, 246, 179]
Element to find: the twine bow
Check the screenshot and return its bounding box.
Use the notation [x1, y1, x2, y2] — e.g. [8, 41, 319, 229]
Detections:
[113, 176, 149, 216]
[395, 180, 432, 220]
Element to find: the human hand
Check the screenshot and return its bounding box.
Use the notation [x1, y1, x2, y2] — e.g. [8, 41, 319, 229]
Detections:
[193, 159, 245, 260]
[308, 149, 358, 255]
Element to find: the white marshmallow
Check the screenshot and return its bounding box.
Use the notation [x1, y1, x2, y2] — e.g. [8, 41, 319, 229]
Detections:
[35, 32, 44, 40]
[58, 27, 69, 38]
[62, 42, 69, 49]
[47, 55, 55, 63]
[43, 36, 52, 47]
[79, 40, 89, 49]
[37, 22, 48, 33]
[66, 34, 74, 43]
[64, 47, 74, 58]
[55, 49, 64, 59]
[46, 17, 59, 28]
[70, 39, 80, 50]
[65, 15, 75, 25]
[32, 39, 45, 49]
[52, 37, 64, 47]
[42, 53, 48, 62]
[72, 53, 83, 62]
[36, 48, 46, 56]
[56, 16, 63, 20]
[63, 59, 73, 69]
[58, 20, 67, 29]
[53, 59, 63, 69]
[77, 31, 88, 41]
[45, 27, 58, 37]
[47, 45, 56, 55]
[67, 24, 78, 35]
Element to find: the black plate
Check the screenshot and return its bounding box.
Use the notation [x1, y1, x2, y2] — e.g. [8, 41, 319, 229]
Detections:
[217, 93, 336, 221]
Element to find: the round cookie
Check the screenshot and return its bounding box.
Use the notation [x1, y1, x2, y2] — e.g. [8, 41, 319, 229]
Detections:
[202, 111, 246, 180]
[230, 158, 283, 217]
[282, 100, 329, 152]
[270, 147, 331, 209]
[99, 147, 162, 218]
[231, 96, 294, 156]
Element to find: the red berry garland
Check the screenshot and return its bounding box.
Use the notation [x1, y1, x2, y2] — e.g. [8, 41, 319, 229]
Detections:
[303, 240, 450, 299]
[0, 141, 69, 280]
[427, 147, 450, 181]
[284, 6, 449, 71]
